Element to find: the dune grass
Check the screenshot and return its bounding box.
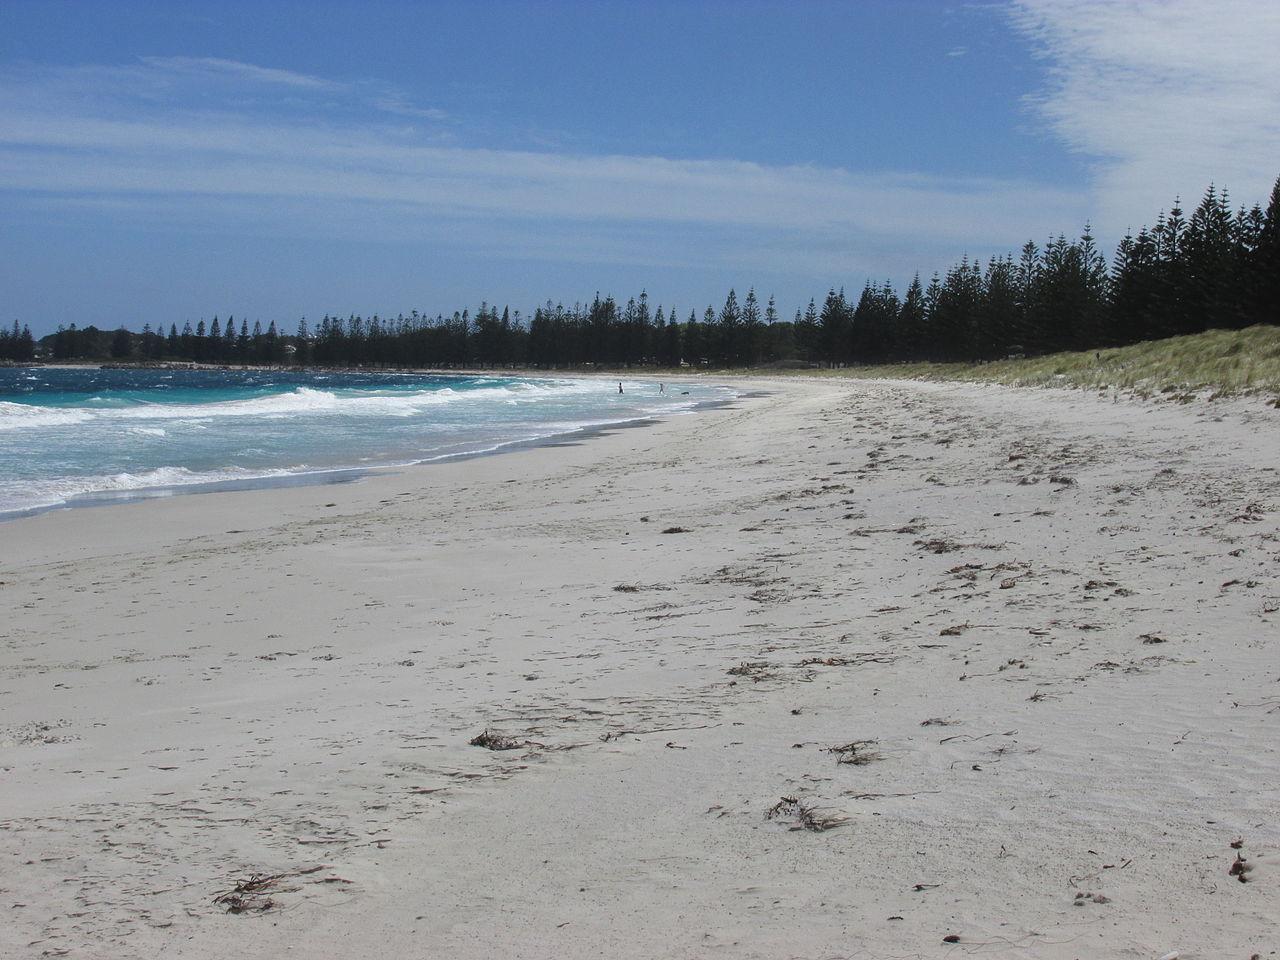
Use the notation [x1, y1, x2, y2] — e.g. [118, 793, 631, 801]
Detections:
[776, 325, 1280, 400]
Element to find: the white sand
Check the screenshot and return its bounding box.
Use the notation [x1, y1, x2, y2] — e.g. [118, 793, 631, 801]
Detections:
[1, 377, 1277, 959]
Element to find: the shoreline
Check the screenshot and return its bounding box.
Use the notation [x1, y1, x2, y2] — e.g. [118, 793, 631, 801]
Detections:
[0, 369, 739, 521]
[2, 376, 1277, 958]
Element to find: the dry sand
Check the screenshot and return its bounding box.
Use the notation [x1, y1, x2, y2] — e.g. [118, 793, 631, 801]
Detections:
[1, 377, 1277, 959]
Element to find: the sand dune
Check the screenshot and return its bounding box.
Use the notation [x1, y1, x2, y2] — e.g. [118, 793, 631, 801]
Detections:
[2, 377, 1277, 959]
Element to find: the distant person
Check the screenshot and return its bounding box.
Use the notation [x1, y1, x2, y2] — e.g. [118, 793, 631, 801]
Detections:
[659, 383, 665, 393]
[618, 382, 623, 394]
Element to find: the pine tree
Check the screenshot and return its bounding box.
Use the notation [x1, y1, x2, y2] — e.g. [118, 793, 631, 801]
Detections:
[897, 274, 926, 360]
[850, 283, 874, 362]
[981, 256, 1020, 359]
[718, 289, 742, 365]
[742, 288, 763, 365]
[1182, 185, 1238, 331]
[224, 314, 238, 361]
[933, 259, 982, 360]
[632, 291, 651, 364]
[922, 274, 942, 358]
[110, 326, 132, 359]
[1154, 199, 1190, 336]
[294, 317, 310, 365]
[1232, 205, 1265, 327]
[1110, 228, 1156, 345]
[1075, 225, 1110, 347]
[683, 308, 702, 365]
[818, 289, 851, 365]
[795, 298, 820, 363]
[499, 306, 513, 365]
[265, 320, 280, 364]
[1, 320, 19, 361]
[766, 305, 796, 360]
[1012, 242, 1041, 353]
[660, 310, 682, 367]
[1254, 176, 1280, 326]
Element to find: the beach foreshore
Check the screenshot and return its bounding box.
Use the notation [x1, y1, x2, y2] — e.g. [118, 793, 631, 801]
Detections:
[2, 376, 1277, 959]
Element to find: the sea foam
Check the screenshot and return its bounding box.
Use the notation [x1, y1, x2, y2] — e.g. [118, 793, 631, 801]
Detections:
[0, 369, 731, 516]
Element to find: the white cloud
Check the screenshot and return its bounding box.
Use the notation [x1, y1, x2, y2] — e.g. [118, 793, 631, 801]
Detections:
[139, 56, 339, 90]
[0, 57, 1089, 282]
[0, 111, 1084, 242]
[1009, 0, 1280, 231]
[373, 96, 449, 121]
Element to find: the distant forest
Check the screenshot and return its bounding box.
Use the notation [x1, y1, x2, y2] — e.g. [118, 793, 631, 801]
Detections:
[7, 176, 1278, 369]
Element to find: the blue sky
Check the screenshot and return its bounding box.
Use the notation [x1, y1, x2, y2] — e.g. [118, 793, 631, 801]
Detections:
[2, 0, 1278, 335]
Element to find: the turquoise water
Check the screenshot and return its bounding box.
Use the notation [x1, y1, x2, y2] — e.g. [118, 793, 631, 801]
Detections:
[0, 368, 731, 516]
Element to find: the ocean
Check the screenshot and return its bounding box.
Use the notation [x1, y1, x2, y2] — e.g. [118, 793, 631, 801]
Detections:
[0, 367, 733, 517]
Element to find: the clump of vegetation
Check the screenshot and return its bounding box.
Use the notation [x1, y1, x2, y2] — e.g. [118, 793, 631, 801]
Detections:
[469, 729, 525, 751]
[765, 795, 850, 832]
[825, 325, 1280, 398]
[827, 740, 881, 765]
[213, 873, 288, 914]
[726, 660, 772, 679]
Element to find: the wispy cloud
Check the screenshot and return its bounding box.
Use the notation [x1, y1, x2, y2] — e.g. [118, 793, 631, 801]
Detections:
[1009, 0, 1280, 231]
[0, 116, 1086, 236]
[0, 53, 1105, 300]
[0, 56, 1087, 281]
[373, 95, 449, 121]
[140, 56, 339, 90]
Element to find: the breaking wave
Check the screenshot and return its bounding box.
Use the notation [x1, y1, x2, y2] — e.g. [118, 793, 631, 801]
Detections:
[0, 379, 607, 432]
[0, 370, 733, 516]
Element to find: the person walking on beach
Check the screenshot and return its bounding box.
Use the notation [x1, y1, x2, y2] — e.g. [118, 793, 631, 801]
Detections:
[618, 381, 624, 394]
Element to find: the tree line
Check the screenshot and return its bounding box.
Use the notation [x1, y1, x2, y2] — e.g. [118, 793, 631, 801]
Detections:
[0, 321, 36, 362]
[21, 175, 1280, 370]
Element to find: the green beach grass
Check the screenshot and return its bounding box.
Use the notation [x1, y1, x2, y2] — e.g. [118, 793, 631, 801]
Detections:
[762, 325, 1280, 400]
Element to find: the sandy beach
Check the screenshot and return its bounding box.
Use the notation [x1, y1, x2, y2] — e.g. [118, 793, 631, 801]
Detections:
[2, 376, 1277, 959]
